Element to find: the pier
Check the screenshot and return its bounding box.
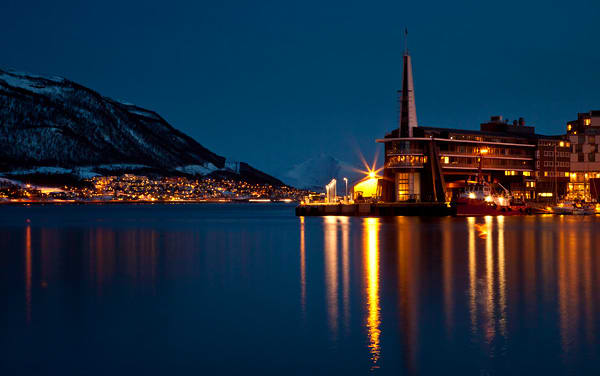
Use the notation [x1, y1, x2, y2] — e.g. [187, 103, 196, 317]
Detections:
[295, 202, 456, 217]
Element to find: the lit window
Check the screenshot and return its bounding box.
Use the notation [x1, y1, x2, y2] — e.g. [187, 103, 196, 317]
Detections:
[585, 119, 591, 126]
[559, 141, 564, 147]
[565, 172, 570, 177]
[443, 156, 449, 164]
[523, 171, 531, 176]
[544, 171, 549, 177]
[567, 124, 572, 131]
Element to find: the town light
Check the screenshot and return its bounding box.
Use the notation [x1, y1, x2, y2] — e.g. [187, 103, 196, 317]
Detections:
[343, 177, 348, 198]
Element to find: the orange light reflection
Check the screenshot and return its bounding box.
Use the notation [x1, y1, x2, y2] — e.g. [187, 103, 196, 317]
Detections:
[364, 217, 381, 368]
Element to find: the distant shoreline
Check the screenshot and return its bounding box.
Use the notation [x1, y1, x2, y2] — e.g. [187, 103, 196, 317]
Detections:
[0, 199, 298, 206]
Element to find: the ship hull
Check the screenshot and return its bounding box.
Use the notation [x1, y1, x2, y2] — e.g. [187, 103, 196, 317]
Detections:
[454, 199, 530, 217]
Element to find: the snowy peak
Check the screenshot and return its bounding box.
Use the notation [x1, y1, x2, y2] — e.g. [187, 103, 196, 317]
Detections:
[283, 154, 358, 191]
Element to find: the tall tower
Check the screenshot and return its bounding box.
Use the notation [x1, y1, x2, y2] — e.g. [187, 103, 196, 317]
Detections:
[399, 29, 417, 137]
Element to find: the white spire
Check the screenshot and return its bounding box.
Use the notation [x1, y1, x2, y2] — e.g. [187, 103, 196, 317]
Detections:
[399, 29, 417, 137]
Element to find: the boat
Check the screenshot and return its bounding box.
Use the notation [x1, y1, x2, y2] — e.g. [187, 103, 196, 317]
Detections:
[551, 201, 595, 215]
[454, 181, 530, 216]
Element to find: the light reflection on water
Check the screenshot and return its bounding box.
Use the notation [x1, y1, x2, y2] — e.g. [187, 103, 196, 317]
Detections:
[364, 217, 381, 368]
[3, 206, 600, 374]
[312, 214, 600, 373]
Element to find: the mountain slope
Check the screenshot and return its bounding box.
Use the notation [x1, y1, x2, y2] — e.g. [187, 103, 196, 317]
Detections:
[0, 69, 225, 171]
[0, 69, 285, 186]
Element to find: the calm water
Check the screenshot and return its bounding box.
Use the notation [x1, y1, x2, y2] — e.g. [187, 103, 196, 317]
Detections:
[1, 204, 599, 375]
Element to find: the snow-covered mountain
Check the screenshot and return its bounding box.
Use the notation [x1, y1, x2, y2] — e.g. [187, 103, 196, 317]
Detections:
[282, 154, 359, 192]
[0, 68, 282, 185]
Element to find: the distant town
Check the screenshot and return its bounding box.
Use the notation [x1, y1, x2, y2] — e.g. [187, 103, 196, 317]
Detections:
[0, 174, 309, 204]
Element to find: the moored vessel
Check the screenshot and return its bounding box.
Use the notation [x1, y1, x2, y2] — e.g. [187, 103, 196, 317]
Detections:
[454, 181, 530, 216]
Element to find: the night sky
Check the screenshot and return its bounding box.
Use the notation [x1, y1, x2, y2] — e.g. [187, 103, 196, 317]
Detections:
[2, 0, 599, 177]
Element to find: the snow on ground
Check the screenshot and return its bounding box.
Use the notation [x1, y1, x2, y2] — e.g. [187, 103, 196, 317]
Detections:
[175, 164, 220, 176]
[0, 70, 66, 97]
[8, 166, 73, 175]
[2, 165, 150, 180]
[73, 167, 101, 179]
[4, 166, 100, 180]
[128, 108, 160, 120]
[95, 164, 150, 170]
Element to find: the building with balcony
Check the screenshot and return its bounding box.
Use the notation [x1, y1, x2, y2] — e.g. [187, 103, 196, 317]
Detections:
[566, 110, 600, 200]
[378, 117, 542, 202]
[535, 136, 571, 201]
[376, 48, 569, 203]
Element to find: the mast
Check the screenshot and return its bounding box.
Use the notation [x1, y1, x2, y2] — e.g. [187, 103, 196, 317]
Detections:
[399, 28, 418, 138]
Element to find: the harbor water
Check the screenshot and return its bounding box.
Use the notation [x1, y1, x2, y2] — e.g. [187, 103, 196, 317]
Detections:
[1, 204, 599, 375]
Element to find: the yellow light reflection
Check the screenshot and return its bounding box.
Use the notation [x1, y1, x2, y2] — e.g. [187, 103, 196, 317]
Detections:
[484, 216, 495, 342]
[467, 217, 477, 334]
[300, 216, 306, 318]
[583, 228, 594, 345]
[497, 216, 507, 338]
[364, 217, 381, 368]
[340, 216, 350, 332]
[442, 218, 453, 334]
[324, 216, 339, 338]
[558, 226, 568, 354]
[25, 224, 32, 324]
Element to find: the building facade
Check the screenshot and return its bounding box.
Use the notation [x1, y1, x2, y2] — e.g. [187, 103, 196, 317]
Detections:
[566, 110, 600, 200]
[378, 118, 544, 202]
[535, 137, 571, 201]
[376, 49, 574, 203]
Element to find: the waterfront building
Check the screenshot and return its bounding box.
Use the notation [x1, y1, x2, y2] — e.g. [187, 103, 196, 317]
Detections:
[376, 48, 570, 203]
[535, 136, 570, 201]
[566, 110, 600, 200]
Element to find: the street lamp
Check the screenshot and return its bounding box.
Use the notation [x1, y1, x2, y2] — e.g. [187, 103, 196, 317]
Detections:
[343, 177, 348, 200]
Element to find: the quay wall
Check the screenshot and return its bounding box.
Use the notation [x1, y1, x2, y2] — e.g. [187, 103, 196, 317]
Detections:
[295, 203, 456, 217]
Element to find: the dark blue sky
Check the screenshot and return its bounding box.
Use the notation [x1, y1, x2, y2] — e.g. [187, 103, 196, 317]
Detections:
[2, 0, 599, 176]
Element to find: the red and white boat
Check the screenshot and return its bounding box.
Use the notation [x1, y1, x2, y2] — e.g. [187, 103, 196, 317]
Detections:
[454, 181, 530, 216]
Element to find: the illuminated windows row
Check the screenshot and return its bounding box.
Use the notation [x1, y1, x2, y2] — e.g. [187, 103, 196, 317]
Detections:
[543, 171, 571, 177]
[504, 170, 531, 176]
[569, 172, 600, 179]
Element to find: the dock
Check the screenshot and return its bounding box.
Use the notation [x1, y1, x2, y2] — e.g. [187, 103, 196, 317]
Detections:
[295, 202, 456, 217]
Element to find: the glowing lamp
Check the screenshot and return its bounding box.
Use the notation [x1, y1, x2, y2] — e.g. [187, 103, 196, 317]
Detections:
[468, 192, 476, 199]
[368, 171, 376, 179]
